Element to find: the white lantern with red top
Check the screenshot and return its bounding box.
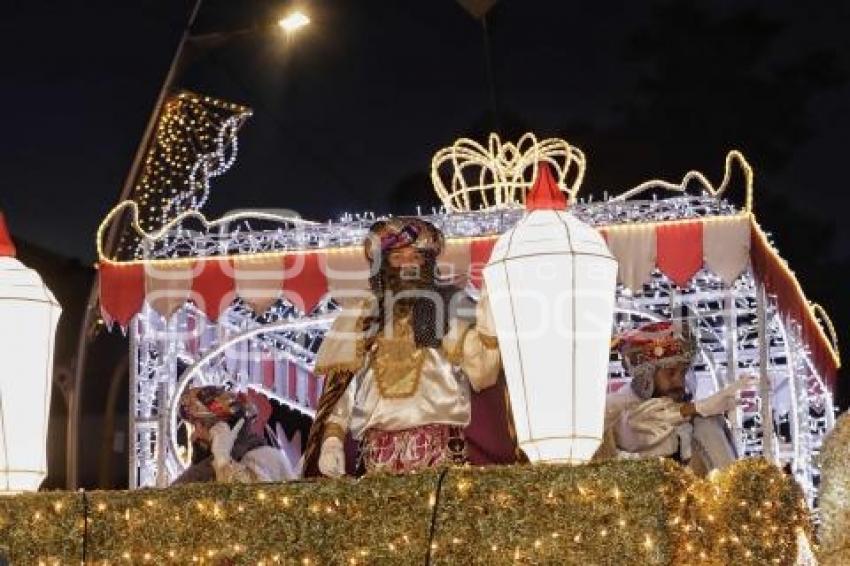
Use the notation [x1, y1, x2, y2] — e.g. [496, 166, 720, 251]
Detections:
[483, 163, 618, 463]
[0, 212, 62, 491]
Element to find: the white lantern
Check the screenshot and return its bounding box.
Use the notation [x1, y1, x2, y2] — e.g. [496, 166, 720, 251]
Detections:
[483, 164, 617, 463]
[0, 213, 61, 491]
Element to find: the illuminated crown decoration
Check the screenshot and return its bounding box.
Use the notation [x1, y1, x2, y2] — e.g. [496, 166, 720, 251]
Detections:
[431, 133, 586, 212]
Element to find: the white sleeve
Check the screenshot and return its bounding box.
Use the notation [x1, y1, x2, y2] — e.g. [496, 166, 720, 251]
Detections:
[459, 327, 501, 392]
[215, 447, 295, 483]
[614, 398, 688, 454]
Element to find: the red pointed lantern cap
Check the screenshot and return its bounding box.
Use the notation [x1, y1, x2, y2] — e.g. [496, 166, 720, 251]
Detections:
[526, 161, 568, 211]
[0, 212, 16, 257]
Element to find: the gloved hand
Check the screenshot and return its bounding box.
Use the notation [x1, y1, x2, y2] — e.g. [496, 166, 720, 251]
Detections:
[475, 283, 498, 338]
[628, 397, 686, 429]
[210, 418, 244, 466]
[695, 377, 758, 417]
[318, 436, 346, 478]
[616, 397, 684, 454]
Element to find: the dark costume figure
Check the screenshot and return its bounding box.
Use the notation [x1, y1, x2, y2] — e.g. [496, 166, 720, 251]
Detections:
[171, 386, 295, 485]
[303, 217, 523, 477]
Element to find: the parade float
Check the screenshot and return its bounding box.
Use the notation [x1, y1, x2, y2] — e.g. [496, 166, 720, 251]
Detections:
[0, 94, 841, 564]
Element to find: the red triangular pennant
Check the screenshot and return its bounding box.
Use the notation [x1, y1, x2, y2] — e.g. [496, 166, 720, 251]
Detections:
[526, 162, 567, 211]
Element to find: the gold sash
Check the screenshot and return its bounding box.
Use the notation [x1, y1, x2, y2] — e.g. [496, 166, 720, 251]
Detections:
[371, 312, 425, 399]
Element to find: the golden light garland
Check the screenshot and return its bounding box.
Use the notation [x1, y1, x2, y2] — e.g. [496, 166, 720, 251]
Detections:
[750, 217, 842, 369]
[810, 302, 840, 363]
[97, 200, 320, 264]
[0, 459, 809, 564]
[430, 133, 753, 216]
[0, 491, 83, 564]
[94, 204, 840, 374]
[115, 91, 252, 260]
[96, 206, 750, 267]
[610, 149, 754, 213]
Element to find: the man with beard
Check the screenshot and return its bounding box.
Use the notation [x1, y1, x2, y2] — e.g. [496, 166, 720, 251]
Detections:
[171, 386, 295, 484]
[597, 321, 754, 474]
[302, 217, 521, 477]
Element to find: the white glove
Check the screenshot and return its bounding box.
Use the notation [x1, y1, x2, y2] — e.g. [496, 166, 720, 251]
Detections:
[475, 283, 498, 338]
[628, 397, 686, 429]
[616, 397, 684, 454]
[318, 436, 346, 478]
[695, 377, 758, 417]
[210, 418, 244, 466]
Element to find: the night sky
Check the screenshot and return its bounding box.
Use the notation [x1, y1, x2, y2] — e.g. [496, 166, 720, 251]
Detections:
[2, 1, 849, 381]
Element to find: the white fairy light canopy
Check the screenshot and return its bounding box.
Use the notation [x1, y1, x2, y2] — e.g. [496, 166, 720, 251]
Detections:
[93, 130, 839, 504]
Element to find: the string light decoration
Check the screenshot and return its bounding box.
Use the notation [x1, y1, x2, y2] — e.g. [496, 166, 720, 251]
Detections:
[430, 133, 586, 212]
[0, 491, 83, 563]
[115, 91, 252, 260]
[810, 302, 840, 360]
[610, 149, 754, 213]
[97, 194, 736, 266]
[0, 459, 809, 564]
[97, 142, 838, 497]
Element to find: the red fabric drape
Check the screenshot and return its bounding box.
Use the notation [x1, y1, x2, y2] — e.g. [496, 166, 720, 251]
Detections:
[99, 262, 145, 328]
[750, 220, 838, 389]
[469, 237, 497, 289]
[96, 217, 840, 390]
[465, 375, 523, 465]
[282, 253, 329, 313]
[287, 363, 298, 401]
[656, 221, 703, 287]
[185, 311, 199, 356]
[261, 351, 276, 389]
[307, 372, 322, 408]
[191, 259, 234, 322]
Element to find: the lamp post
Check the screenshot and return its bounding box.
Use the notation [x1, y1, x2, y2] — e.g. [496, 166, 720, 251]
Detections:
[69, 2, 310, 489]
[0, 213, 62, 491]
[483, 163, 618, 463]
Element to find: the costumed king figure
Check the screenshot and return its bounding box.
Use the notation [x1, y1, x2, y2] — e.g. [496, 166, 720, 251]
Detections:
[171, 386, 296, 484]
[596, 321, 754, 474]
[303, 217, 522, 477]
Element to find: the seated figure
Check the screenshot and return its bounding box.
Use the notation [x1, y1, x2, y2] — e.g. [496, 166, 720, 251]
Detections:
[171, 386, 296, 485]
[596, 321, 753, 475]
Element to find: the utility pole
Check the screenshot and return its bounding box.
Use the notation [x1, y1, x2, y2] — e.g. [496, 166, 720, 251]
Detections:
[67, 0, 204, 489]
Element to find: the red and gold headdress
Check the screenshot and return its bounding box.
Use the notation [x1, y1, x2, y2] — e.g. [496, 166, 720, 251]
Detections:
[363, 217, 444, 262]
[179, 385, 257, 428]
[615, 321, 697, 399]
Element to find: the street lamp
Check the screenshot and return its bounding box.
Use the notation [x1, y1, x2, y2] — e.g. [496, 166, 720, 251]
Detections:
[70, 0, 311, 489]
[278, 11, 311, 34]
[0, 213, 62, 491]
